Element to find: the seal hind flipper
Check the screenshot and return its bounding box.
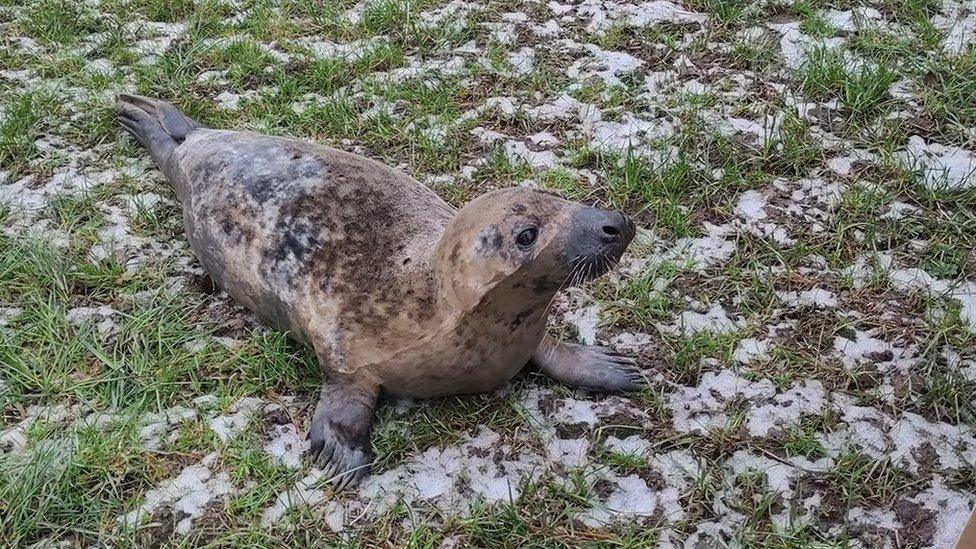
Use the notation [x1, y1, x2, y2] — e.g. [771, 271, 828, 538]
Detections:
[307, 375, 378, 488]
[117, 93, 200, 142]
[532, 335, 648, 392]
[116, 94, 201, 196]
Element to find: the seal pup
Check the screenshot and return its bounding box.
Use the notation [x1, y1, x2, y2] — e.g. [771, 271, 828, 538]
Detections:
[117, 94, 644, 487]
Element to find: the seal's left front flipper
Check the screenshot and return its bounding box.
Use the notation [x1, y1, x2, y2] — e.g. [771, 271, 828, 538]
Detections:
[532, 335, 647, 392]
[307, 376, 378, 489]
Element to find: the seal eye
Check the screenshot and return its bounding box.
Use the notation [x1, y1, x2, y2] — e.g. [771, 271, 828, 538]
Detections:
[516, 228, 538, 247]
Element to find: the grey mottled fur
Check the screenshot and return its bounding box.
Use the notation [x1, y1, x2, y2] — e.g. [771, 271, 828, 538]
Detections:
[117, 94, 647, 487]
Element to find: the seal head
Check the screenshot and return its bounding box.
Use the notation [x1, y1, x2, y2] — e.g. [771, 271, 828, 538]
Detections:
[433, 188, 636, 312]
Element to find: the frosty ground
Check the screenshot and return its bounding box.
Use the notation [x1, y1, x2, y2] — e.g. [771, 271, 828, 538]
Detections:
[2, 0, 975, 546]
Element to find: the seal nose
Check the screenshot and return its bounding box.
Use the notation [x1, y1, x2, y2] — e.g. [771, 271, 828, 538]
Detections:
[599, 211, 635, 244]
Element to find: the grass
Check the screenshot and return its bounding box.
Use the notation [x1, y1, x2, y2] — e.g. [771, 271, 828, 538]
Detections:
[0, 234, 319, 410]
[0, 90, 60, 177]
[18, 0, 105, 45]
[796, 47, 898, 126]
[2, 0, 975, 546]
[793, 0, 833, 38]
[920, 48, 976, 143]
[0, 415, 159, 546]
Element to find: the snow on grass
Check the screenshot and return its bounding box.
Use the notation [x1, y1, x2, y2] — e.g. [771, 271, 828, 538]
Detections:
[732, 338, 771, 364]
[3, 0, 975, 544]
[745, 380, 826, 437]
[899, 136, 976, 191]
[888, 268, 976, 332]
[657, 303, 743, 336]
[264, 424, 305, 468]
[668, 370, 775, 434]
[208, 397, 266, 442]
[122, 453, 235, 535]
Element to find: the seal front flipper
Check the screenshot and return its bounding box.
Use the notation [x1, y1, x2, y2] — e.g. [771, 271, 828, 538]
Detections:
[307, 374, 378, 488]
[532, 335, 648, 392]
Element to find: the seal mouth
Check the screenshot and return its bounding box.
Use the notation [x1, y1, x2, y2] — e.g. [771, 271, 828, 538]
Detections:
[563, 209, 636, 286]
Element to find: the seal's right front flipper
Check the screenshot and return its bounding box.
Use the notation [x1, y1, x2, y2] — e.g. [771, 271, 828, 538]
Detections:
[532, 335, 648, 392]
[307, 375, 378, 489]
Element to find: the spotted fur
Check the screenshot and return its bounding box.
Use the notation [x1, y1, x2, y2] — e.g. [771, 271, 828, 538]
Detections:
[118, 94, 641, 486]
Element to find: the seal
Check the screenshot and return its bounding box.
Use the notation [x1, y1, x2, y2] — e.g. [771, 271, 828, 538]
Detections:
[117, 94, 644, 487]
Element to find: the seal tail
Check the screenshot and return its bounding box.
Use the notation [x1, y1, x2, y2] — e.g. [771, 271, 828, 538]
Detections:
[116, 94, 201, 198]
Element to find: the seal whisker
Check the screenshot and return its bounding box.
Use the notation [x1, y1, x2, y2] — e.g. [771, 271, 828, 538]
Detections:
[534, 255, 585, 365]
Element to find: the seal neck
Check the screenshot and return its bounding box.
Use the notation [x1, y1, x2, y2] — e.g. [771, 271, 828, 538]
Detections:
[432, 262, 555, 325]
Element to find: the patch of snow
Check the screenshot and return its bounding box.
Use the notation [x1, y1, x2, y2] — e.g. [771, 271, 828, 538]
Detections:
[567, 44, 644, 88]
[260, 469, 328, 526]
[734, 190, 767, 222]
[908, 479, 973, 548]
[832, 330, 904, 369]
[0, 307, 23, 328]
[733, 338, 771, 364]
[301, 38, 383, 62]
[888, 268, 976, 331]
[264, 424, 305, 468]
[888, 412, 976, 473]
[898, 136, 976, 190]
[208, 397, 264, 442]
[657, 303, 743, 336]
[847, 506, 901, 531]
[566, 305, 600, 345]
[546, 437, 589, 468]
[610, 331, 656, 352]
[583, 113, 673, 154]
[524, 93, 587, 120]
[0, 165, 119, 213]
[506, 47, 535, 76]
[668, 370, 775, 434]
[580, 475, 669, 526]
[666, 226, 737, 271]
[1, 404, 77, 456]
[824, 8, 881, 32]
[121, 453, 235, 535]
[776, 288, 838, 309]
[934, 6, 976, 54]
[581, 0, 706, 34]
[604, 435, 651, 457]
[504, 140, 558, 170]
[138, 407, 196, 449]
[880, 201, 919, 221]
[66, 305, 118, 336]
[266, 427, 545, 528]
[214, 90, 260, 111]
[746, 380, 826, 437]
[527, 131, 559, 147]
[767, 21, 843, 69]
[552, 396, 601, 426]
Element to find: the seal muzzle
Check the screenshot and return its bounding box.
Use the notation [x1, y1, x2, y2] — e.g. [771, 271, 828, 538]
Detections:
[564, 207, 636, 280]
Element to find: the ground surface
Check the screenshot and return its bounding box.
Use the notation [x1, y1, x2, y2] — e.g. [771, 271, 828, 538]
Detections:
[1, 0, 976, 546]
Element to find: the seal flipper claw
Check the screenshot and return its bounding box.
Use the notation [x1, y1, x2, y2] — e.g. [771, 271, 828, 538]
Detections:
[306, 377, 377, 488]
[532, 335, 648, 392]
